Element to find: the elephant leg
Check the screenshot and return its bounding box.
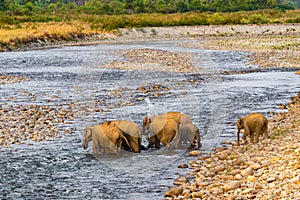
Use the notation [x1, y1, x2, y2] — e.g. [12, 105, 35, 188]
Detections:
[195, 132, 201, 148]
[154, 137, 161, 148]
[263, 127, 269, 139]
[242, 130, 249, 142]
[173, 132, 181, 149]
[254, 127, 262, 143]
[190, 138, 195, 148]
[244, 127, 254, 143]
[92, 139, 99, 155]
[147, 135, 156, 148]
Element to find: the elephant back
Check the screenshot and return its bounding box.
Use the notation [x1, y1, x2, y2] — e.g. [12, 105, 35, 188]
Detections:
[149, 117, 169, 136]
[113, 120, 141, 138]
[180, 113, 192, 124]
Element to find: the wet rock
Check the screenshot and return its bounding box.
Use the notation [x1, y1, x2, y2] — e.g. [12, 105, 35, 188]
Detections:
[178, 164, 188, 168]
[174, 176, 188, 185]
[189, 150, 201, 157]
[164, 186, 183, 197]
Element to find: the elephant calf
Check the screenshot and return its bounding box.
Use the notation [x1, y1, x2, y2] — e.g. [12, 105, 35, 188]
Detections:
[173, 123, 202, 149]
[82, 123, 131, 155]
[237, 113, 268, 145]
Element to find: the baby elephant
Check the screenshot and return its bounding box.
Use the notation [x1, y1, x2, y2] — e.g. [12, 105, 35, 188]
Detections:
[237, 113, 268, 145]
[173, 123, 201, 149]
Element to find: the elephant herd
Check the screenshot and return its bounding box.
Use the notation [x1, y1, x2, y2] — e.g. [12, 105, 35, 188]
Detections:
[82, 111, 269, 155]
[82, 111, 201, 155]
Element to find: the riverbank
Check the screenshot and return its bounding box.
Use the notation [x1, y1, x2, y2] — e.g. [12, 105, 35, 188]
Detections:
[165, 91, 300, 199]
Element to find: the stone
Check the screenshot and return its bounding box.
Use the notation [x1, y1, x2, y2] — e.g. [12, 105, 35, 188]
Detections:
[290, 176, 300, 184]
[223, 180, 241, 192]
[196, 181, 209, 187]
[267, 177, 276, 183]
[174, 175, 188, 185]
[247, 175, 256, 182]
[164, 186, 183, 197]
[213, 165, 225, 174]
[241, 167, 254, 177]
[192, 191, 203, 198]
[250, 164, 262, 170]
[189, 150, 201, 156]
[178, 164, 188, 168]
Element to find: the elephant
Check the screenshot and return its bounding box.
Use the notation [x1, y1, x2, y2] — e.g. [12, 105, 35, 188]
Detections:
[105, 120, 143, 153]
[142, 112, 192, 149]
[159, 111, 192, 125]
[142, 115, 179, 149]
[236, 113, 269, 146]
[82, 123, 132, 155]
[173, 123, 202, 149]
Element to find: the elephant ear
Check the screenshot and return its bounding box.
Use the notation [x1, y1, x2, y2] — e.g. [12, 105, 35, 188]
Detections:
[237, 118, 244, 129]
[142, 114, 153, 127]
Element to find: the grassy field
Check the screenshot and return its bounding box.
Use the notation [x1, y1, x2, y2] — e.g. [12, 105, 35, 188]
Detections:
[0, 9, 299, 51]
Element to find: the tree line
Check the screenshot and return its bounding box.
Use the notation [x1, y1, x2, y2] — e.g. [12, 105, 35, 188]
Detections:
[0, 0, 298, 15]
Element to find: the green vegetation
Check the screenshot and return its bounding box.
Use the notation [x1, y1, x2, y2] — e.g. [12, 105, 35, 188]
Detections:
[0, 0, 299, 51]
[0, 0, 298, 15]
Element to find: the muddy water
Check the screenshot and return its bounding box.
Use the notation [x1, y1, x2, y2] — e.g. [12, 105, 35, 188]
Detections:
[0, 40, 299, 200]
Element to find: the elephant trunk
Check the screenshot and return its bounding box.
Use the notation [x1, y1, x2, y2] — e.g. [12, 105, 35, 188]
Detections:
[82, 140, 88, 149]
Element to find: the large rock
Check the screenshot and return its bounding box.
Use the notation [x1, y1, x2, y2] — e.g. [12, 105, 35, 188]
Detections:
[164, 186, 183, 197]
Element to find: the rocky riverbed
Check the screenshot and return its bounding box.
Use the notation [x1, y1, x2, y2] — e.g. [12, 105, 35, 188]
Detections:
[165, 91, 300, 199]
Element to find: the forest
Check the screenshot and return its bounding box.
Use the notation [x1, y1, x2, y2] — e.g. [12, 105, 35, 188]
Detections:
[0, 0, 298, 15]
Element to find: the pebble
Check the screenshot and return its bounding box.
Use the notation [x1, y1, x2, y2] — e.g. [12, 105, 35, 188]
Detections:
[189, 150, 201, 156]
[174, 176, 188, 185]
[223, 180, 241, 192]
[241, 167, 254, 177]
[164, 187, 183, 197]
[178, 164, 189, 168]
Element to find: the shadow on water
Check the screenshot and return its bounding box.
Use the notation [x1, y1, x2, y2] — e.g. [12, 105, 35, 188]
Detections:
[0, 40, 299, 199]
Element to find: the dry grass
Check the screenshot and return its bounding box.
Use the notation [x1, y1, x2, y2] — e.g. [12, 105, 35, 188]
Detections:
[0, 21, 104, 51]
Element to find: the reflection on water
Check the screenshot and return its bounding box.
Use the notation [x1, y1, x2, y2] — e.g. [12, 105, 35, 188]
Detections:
[0, 41, 299, 199]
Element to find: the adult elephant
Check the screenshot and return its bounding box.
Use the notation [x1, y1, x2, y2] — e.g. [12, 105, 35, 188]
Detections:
[106, 120, 143, 153]
[159, 111, 192, 125]
[142, 111, 192, 148]
[237, 113, 269, 145]
[82, 123, 131, 155]
[173, 123, 202, 149]
[142, 115, 179, 149]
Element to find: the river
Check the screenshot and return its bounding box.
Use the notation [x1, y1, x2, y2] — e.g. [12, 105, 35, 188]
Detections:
[0, 40, 299, 199]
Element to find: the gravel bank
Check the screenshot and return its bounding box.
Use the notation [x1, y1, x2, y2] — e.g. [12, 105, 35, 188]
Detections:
[165, 91, 300, 199]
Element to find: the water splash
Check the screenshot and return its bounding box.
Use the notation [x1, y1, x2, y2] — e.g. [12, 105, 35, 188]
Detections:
[145, 97, 157, 116]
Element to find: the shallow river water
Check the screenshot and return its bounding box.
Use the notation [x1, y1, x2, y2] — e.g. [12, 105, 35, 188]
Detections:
[0, 40, 299, 199]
